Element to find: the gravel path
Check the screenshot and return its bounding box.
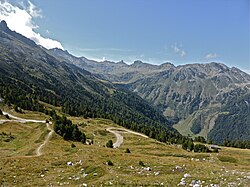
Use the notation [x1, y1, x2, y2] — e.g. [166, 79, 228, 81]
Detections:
[107, 127, 148, 148]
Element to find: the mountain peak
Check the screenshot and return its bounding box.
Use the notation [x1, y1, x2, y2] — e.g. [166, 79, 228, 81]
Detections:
[133, 60, 143, 64]
[0, 20, 9, 31]
[50, 48, 70, 55]
[117, 60, 127, 65]
[0, 20, 36, 47]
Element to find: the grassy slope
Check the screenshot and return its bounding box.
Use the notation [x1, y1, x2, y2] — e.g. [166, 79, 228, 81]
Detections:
[0, 111, 250, 186]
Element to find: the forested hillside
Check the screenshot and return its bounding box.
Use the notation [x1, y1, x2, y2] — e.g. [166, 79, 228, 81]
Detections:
[0, 20, 181, 143]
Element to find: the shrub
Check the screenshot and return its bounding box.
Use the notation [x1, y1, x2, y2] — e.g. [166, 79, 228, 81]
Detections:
[212, 148, 219, 153]
[125, 148, 131, 153]
[107, 160, 114, 166]
[194, 143, 211, 153]
[139, 161, 145, 166]
[106, 140, 113, 148]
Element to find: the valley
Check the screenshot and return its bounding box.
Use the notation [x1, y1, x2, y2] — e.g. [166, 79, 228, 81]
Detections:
[0, 4, 249, 186]
[51, 48, 250, 144]
[1, 109, 250, 186]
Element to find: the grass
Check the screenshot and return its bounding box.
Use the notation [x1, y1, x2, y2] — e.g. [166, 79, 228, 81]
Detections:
[0, 111, 250, 186]
[218, 156, 237, 163]
[0, 121, 46, 157]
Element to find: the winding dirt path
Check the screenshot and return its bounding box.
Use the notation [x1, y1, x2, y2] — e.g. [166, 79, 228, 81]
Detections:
[35, 123, 54, 156]
[107, 127, 148, 148]
[1, 111, 53, 156]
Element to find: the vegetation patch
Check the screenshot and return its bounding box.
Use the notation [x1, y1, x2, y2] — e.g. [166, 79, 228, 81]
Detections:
[218, 156, 237, 163]
[35, 129, 50, 143]
[51, 160, 65, 166]
[96, 130, 108, 136]
[0, 132, 15, 142]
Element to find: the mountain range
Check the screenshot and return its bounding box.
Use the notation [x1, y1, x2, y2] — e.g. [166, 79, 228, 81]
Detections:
[1, 20, 250, 144]
[0, 20, 178, 140]
[50, 48, 250, 144]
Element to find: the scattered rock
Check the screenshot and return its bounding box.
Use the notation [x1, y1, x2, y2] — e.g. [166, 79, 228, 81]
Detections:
[67, 161, 73, 166]
[175, 165, 184, 172]
[83, 173, 88, 178]
[178, 181, 186, 186]
[144, 167, 151, 171]
[210, 184, 220, 187]
[193, 184, 201, 187]
[184, 173, 191, 178]
[154, 171, 160, 176]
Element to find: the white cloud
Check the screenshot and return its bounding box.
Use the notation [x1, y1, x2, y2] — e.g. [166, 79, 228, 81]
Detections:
[171, 43, 186, 57]
[204, 53, 219, 59]
[27, 1, 42, 18]
[0, 1, 63, 49]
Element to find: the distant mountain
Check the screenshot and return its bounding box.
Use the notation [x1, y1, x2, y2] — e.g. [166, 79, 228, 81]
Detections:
[0, 20, 178, 139]
[50, 47, 250, 144]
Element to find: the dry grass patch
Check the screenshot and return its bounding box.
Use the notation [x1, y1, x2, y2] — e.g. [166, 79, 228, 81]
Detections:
[1, 115, 250, 186]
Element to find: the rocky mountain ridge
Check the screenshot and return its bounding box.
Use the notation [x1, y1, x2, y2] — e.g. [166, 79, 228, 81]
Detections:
[50, 47, 250, 143]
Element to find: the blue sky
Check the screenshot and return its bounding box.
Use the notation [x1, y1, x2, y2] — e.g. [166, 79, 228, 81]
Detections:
[0, 0, 249, 73]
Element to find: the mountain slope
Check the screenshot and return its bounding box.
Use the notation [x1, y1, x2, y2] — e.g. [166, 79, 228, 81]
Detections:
[50, 48, 250, 144]
[0, 20, 179, 139]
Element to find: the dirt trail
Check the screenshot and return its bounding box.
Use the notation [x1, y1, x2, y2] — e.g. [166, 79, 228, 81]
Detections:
[35, 123, 54, 156]
[107, 127, 148, 148]
[1, 112, 46, 123]
[1, 111, 53, 156]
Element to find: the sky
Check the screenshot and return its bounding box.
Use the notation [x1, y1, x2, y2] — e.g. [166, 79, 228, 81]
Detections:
[0, 0, 249, 73]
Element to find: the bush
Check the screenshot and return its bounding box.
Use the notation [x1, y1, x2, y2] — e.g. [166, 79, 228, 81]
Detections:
[194, 144, 211, 153]
[106, 140, 113, 148]
[14, 105, 21, 113]
[125, 148, 131, 153]
[107, 160, 114, 166]
[212, 148, 219, 153]
[5, 114, 10, 119]
[194, 136, 206, 143]
[139, 161, 145, 166]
